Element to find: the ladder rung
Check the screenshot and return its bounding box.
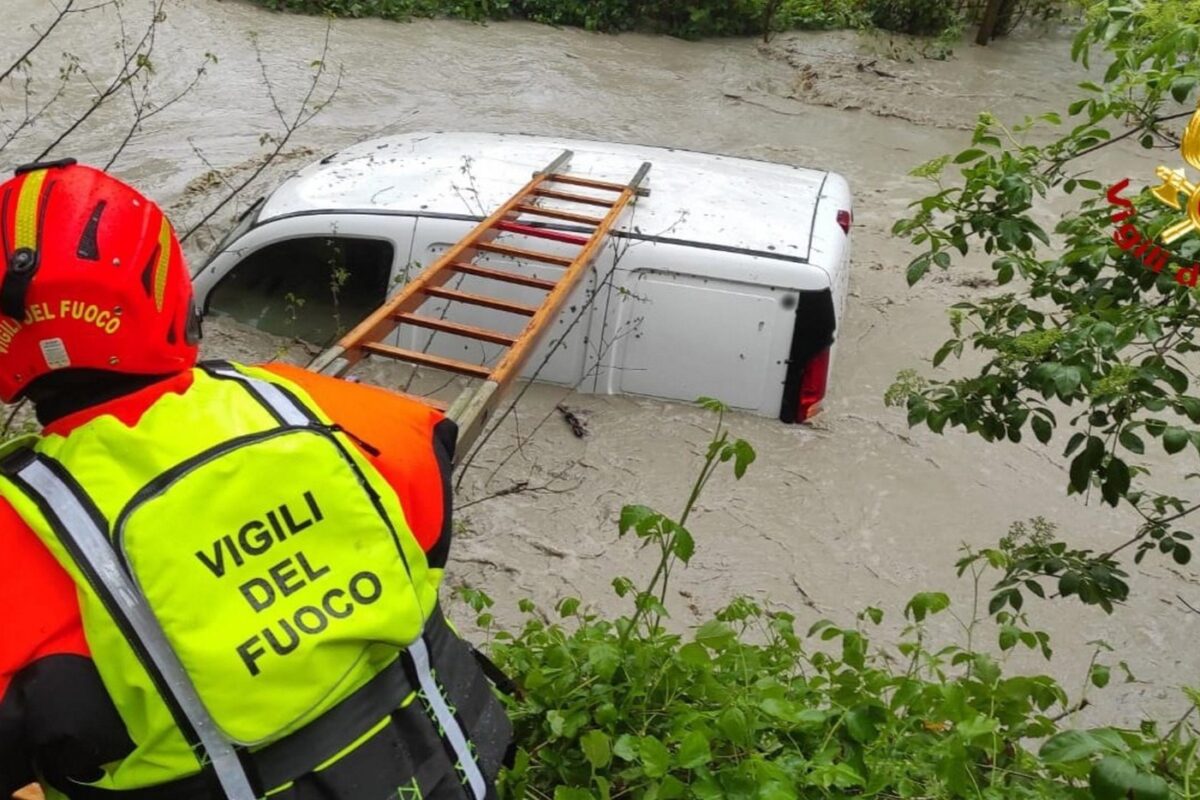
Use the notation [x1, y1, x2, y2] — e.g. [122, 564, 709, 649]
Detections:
[515, 204, 604, 226]
[475, 242, 574, 267]
[546, 173, 628, 193]
[424, 286, 539, 316]
[394, 313, 518, 346]
[531, 188, 616, 208]
[448, 262, 558, 291]
[361, 342, 492, 379]
[493, 220, 591, 246]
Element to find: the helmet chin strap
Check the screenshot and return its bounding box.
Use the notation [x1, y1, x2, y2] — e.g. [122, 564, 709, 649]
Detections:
[1, 247, 39, 321]
[186, 299, 204, 345]
[26, 370, 175, 426]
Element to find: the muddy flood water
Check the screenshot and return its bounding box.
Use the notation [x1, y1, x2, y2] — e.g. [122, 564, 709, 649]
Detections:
[5, 0, 1198, 728]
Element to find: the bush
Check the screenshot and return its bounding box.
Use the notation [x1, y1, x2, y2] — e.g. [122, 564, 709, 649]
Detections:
[462, 400, 1200, 799]
[252, 0, 883, 39]
[866, 0, 958, 36]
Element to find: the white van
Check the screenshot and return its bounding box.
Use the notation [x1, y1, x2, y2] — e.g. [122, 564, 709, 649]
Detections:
[193, 131, 852, 423]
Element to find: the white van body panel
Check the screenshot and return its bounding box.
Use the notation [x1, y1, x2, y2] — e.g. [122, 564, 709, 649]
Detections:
[194, 132, 852, 421]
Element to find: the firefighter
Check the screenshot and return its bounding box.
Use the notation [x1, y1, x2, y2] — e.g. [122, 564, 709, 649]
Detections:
[0, 160, 511, 800]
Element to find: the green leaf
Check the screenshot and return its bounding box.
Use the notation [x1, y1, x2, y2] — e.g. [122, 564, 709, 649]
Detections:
[955, 713, 999, 741]
[1102, 458, 1131, 506]
[758, 784, 798, 800]
[587, 642, 621, 681]
[1179, 397, 1200, 423]
[696, 396, 729, 413]
[1089, 755, 1170, 800]
[678, 641, 711, 667]
[554, 788, 595, 800]
[731, 439, 756, 478]
[717, 707, 750, 745]
[558, 597, 580, 617]
[1040, 729, 1107, 763]
[806, 618, 835, 637]
[973, 653, 1001, 685]
[1172, 76, 1198, 103]
[904, 591, 950, 622]
[613, 734, 638, 762]
[845, 706, 880, 743]
[1119, 428, 1145, 454]
[954, 148, 987, 163]
[1164, 427, 1189, 455]
[580, 730, 612, 770]
[672, 527, 696, 563]
[907, 253, 932, 286]
[1032, 415, 1052, 444]
[619, 504, 660, 538]
[696, 620, 736, 651]
[638, 736, 671, 778]
[1070, 450, 1095, 493]
[676, 730, 712, 769]
[998, 625, 1018, 651]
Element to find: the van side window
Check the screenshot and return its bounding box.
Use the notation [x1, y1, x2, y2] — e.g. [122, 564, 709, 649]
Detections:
[206, 237, 393, 344]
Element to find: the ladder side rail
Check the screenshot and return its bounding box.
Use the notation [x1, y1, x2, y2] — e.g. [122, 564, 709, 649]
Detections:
[450, 162, 652, 456]
[319, 150, 574, 374]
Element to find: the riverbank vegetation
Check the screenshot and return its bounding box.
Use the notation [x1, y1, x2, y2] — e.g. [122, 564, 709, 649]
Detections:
[478, 399, 1199, 799]
[249, 0, 1072, 41]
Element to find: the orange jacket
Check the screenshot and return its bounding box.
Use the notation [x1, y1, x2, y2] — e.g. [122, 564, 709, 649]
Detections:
[0, 363, 455, 795]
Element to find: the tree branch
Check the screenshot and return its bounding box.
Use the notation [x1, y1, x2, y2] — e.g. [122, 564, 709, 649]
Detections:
[0, 0, 77, 86]
[180, 23, 340, 243]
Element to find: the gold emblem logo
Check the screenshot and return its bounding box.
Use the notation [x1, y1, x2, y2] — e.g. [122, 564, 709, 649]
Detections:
[1150, 105, 1200, 244]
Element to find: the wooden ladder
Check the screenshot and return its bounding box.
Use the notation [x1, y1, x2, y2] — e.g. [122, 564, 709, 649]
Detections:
[309, 150, 651, 460]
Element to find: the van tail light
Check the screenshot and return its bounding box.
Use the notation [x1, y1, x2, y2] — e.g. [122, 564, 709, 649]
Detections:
[837, 209, 852, 235]
[795, 346, 831, 422]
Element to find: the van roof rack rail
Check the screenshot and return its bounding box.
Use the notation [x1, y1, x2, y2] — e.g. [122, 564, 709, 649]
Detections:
[308, 150, 651, 461]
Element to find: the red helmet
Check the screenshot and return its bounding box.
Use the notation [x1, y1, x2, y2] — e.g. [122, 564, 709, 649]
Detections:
[0, 160, 199, 403]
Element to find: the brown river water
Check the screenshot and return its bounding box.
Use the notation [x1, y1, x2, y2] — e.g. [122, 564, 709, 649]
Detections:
[4, 0, 1197, 728]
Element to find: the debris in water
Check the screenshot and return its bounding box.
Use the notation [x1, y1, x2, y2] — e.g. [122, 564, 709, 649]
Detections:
[556, 404, 588, 438]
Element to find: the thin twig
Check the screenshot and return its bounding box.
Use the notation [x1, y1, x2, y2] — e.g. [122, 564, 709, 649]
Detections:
[105, 57, 212, 171]
[180, 23, 341, 243]
[0, 0, 77, 86]
[3, 399, 29, 438]
[1048, 109, 1196, 174]
[1177, 594, 1200, 616]
[35, 0, 166, 161]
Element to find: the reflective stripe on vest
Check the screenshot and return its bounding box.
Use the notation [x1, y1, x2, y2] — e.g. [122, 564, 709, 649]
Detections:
[53, 604, 507, 800]
[8, 456, 257, 800]
[407, 639, 486, 799]
[2, 365, 495, 799]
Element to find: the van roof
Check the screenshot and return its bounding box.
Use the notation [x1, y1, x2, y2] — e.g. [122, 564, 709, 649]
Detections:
[259, 131, 836, 262]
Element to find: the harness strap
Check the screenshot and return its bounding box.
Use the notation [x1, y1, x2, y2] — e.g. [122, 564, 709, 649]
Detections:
[404, 640, 487, 800]
[62, 655, 416, 800]
[3, 453, 258, 800]
[59, 606, 500, 800]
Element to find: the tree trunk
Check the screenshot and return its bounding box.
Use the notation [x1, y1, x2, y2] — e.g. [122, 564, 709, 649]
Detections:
[976, 0, 1004, 44]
